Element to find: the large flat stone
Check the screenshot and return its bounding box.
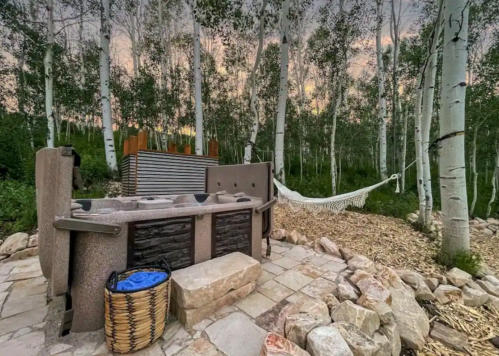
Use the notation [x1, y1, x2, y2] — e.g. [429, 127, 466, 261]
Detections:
[263, 262, 287, 276]
[6, 270, 43, 281]
[176, 338, 224, 356]
[0, 306, 48, 335]
[0, 331, 44, 356]
[256, 300, 300, 336]
[206, 312, 267, 356]
[275, 270, 314, 291]
[294, 264, 325, 279]
[259, 280, 294, 302]
[236, 292, 276, 318]
[321, 261, 348, 273]
[1, 294, 47, 318]
[283, 246, 316, 262]
[430, 322, 469, 352]
[303, 255, 330, 267]
[0, 233, 28, 257]
[300, 278, 337, 300]
[273, 257, 302, 269]
[172, 282, 255, 327]
[171, 252, 261, 309]
[257, 270, 277, 286]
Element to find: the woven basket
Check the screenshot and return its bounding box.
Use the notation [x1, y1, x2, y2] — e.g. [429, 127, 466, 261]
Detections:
[104, 259, 171, 354]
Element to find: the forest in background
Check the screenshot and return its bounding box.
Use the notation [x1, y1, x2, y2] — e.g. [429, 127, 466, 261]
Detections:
[0, 0, 498, 243]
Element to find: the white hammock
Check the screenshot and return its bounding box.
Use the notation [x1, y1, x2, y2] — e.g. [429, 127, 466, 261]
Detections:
[274, 174, 400, 214]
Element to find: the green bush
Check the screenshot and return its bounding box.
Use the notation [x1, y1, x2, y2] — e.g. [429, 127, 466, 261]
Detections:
[0, 180, 37, 238]
[436, 249, 482, 275]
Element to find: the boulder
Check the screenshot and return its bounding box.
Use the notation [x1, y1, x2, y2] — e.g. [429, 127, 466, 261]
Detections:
[285, 314, 330, 349]
[2, 247, 38, 263]
[299, 299, 330, 323]
[323, 294, 340, 313]
[288, 231, 303, 245]
[485, 228, 495, 236]
[428, 273, 447, 285]
[475, 263, 495, 278]
[476, 280, 499, 297]
[272, 229, 287, 241]
[462, 286, 489, 307]
[313, 240, 325, 253]
[375, 265, 405, 291]
[306, 326, 353, 356]
[476, 217, 486, 223]
[256, 300, 301, 336]
[434, 285, 464, 305]
[356, 298, 395, 325]
[446, 268, 472, 287]
[430, 322, 470, 353]
[337, 281, 359, 303]
[466, 280, 484, 291]
[484, 275, 499, 286]
[407, 213, 418, 223]
[331, 301, 380, 337]
[339, 248, 355, 261]
[395, 270, 422, 289]
[425, 278, 439, 292]
[487, 218, 499, 225]
[27, 234, 38, 248]
[349, 270, 374, 285]
[356, 278, 391, 304]
[332, 322, 380, 356]
[379, 323, 401, 356]
[389, 288, 429, 350]
[372, 332, 391, 356]
[488, 225, 498, 232]
[0, 232, 28, 256]
[317, 238, 342, 258]
[487, 295, 499, 310]
[261, 332, 311, 356]
[347, 255, 375, 274]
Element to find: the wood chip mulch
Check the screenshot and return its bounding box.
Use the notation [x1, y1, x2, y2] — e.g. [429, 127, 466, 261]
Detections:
[274, 204, 499, 356]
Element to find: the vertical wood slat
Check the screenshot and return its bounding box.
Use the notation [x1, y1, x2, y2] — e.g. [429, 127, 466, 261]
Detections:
[138, 131, 148, 150]
[208, 140, 218, 157]
[124, 140, 130, 156]
[129, 136, 138, 155]
[184, 145, 191, 154]
[168, 142, 177, 153]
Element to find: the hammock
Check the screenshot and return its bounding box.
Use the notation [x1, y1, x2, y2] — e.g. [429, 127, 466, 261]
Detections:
[274, 174, 400, 214]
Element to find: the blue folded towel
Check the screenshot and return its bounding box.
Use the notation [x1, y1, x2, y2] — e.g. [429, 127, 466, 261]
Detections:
[117, 271, 168, 291]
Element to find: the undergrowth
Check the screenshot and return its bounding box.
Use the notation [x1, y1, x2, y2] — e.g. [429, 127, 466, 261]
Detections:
[435, 249, 482, 275]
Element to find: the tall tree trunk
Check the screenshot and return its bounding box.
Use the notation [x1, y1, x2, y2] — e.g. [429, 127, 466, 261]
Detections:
[421, 0, 444, 227]
[400, 101, 408, 193]
[130, 2, 139, 77]
[45, 0, 55, 147]
[376, 0, 387, 179]
[99, 0, 118, 172]
[193, 9, 203, 155]
[439, 0, 470, 259]
[390, 0, 400, 174]
[470, 119, 485, 216]
[415, 74, 426, 223]
[487, 140, 499, 218]
[79, 0, 86, 132]
[244, 0, 268, 164]
[274, 0, 290, 183]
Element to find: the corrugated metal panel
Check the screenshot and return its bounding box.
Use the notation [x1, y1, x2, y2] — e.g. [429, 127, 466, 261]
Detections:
[121, 155, 136, 196]
[128, 151, 218, 196]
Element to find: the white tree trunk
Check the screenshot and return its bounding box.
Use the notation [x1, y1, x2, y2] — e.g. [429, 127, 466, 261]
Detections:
[470, 120, 485, 216]
[274, 0, 290, 183]
[487, 141, 499, 218]
[421, 0, 444, 227]
[415, 75, 426, 222]
[79, 1, 86, 132]
[193, 11, 203, 155]
[400, 101, 408, 193]
[130, 3, 139, 77]
[244, 0, 268, 164]
[45, 0, 55, 147]
[99, 0, 118, 172]
[439, 0, 470, 258]
[331, 77, 343, 196]
[376, 0, 387, 179]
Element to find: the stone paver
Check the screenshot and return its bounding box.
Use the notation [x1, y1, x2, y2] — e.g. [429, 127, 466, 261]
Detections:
[300, 277, 337, 300]
[262, 262, 286, 276]
[303, 255, 330, 267]
[257, 270, 276, 286]
[236, 292, 276, 318]
[0, 331, 45, 356]
[321, 260, 348, 273]
[270, 245, 290, 254]
[272, 257, 301, 269]
[283, 246, 316, 262]
[274, 270, 314, 291]
[258, 280, 294, 302]
[294, 264, 324, 279]
[0, 306, 48, 335]
[2, 294, 47, 318]
[205, 312, 267, 356]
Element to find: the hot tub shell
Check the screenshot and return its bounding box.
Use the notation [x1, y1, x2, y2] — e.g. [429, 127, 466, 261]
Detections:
[35, 147, 274, 334]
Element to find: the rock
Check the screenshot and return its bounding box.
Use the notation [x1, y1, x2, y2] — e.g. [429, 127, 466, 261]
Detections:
[261, 332, 311, 356]
[491, 336, 499, 350]
[313, 240, 325, 253]
[299, 299, 330, 323]
[323, 294, 340, 313]
[395, 270, 422, 289]
[467, 279, 484, 291]
[484, 275, 499, 286]
[475, 263, 495, 278]
[337, 281, 359, 302]
[256, 300, 301, 336]
[487, 295, 499, 310]
[331, 301, 380, 337]
[434, 285, 464, 305]
[425, 278, 439, 292]
[176, 338, 224, 356]
[287, 231, 302, 245]
[488, 225, 498, 232]
[171, 252, 261, 309]
[339, 248, 355, 261]
[379, 323, 401, 356]
[357, 298, 395, 325]
[2, 248, 38, 263]
[332, 322, 380, 356]
[349, 270, 374, 286]
[272, 229, 287, 241]
[285, 313, 330, 349]
[462, 286, 489, 307]
[297, 234, 308, 245]
[389, 288, 429, 350]
[428, 273, 447, 285]
[407, 213, 418, 223]
[477, 280, 499, 297]
[0, 233, 28, 257]
[476, 217, 486, 223]
[372, 332, 391, 356]
[376, 265, 405, 291]
[317, 237, 342, 258]
[306, 326, 353, 356]
[430, 322, 470, 352]
[27, 235, 38, 248]
[446, 268, 472, 287]
[347, 255, 375, 273]
[356, 278, 391, 304]
[476, 223, 488, 231]
[487, 218, 499, 225]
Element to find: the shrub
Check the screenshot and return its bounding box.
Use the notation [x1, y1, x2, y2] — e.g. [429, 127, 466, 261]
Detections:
[436, 249, 482, 275]
[0, 180, 37, 238]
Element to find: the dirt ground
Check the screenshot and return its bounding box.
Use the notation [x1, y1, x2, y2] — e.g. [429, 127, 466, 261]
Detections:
[274, 204, 499, 356]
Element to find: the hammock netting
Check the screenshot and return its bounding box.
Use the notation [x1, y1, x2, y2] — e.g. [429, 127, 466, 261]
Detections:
[273, 174, 399, 214]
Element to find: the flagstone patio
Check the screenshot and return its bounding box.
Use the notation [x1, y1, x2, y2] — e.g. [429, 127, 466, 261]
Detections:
[0, 239, 346, 356]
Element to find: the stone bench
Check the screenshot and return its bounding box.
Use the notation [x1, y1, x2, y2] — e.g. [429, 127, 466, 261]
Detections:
[170, 252, 262, 327]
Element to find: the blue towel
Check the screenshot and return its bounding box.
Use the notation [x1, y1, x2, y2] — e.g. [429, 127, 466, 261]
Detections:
[117, 271, 168, 291]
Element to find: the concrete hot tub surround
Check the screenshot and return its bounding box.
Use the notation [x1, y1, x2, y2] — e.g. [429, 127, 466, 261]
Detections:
[35, 146, 275, 335]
